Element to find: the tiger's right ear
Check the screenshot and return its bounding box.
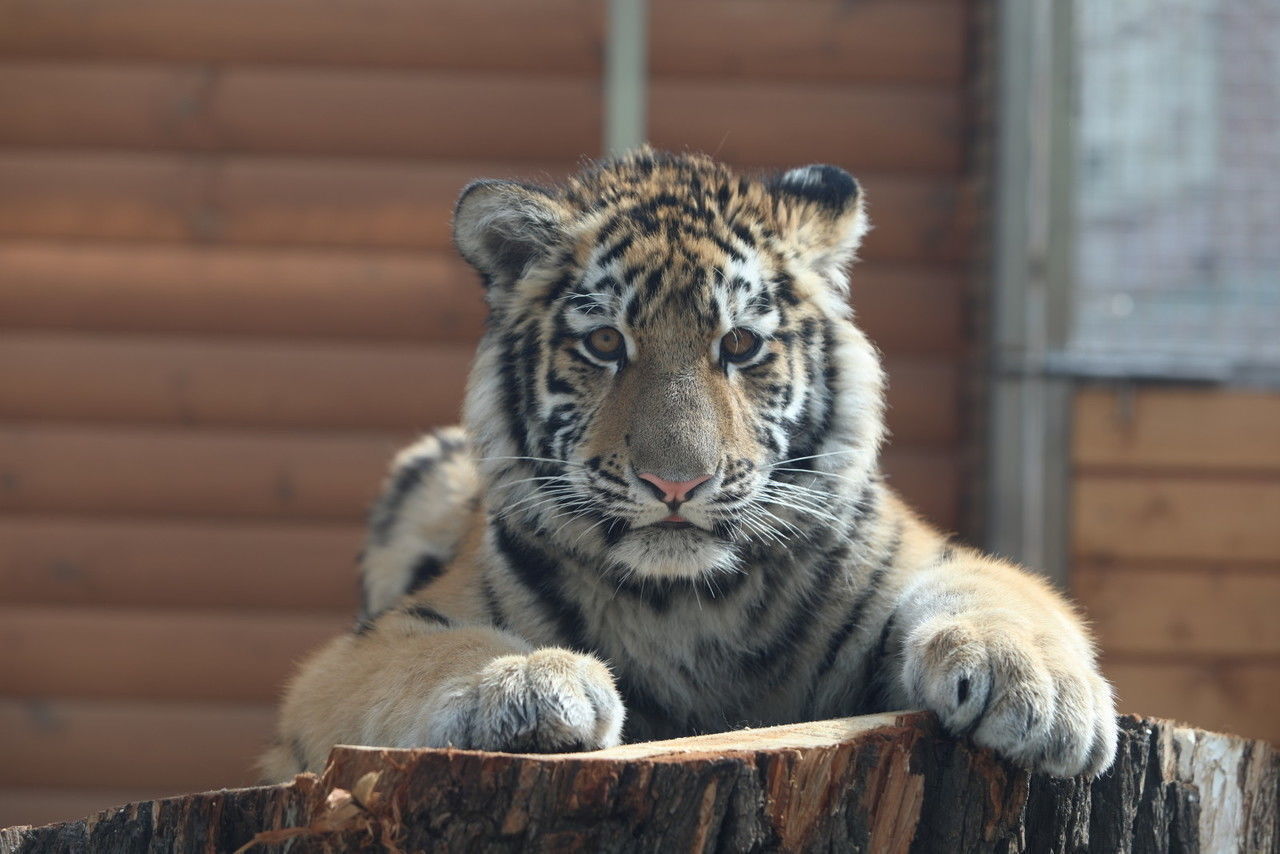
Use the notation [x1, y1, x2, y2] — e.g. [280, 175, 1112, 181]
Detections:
[453, 180, 569, 287]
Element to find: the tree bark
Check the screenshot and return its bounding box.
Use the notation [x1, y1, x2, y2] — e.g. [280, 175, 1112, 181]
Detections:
[2, 712, 1276, 853]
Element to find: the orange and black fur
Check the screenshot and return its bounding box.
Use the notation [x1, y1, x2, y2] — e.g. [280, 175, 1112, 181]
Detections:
[262, 149, 1116, 780]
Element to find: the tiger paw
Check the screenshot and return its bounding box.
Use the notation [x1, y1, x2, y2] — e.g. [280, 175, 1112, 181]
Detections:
[901, 615, 1117, 777]
[423, 648, 625, 752]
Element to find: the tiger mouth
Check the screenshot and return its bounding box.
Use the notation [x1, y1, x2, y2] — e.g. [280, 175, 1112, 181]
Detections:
[652, 518, 695, 530]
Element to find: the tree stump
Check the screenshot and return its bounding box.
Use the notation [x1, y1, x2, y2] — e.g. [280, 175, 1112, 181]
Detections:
[2, 712, 1276, 853]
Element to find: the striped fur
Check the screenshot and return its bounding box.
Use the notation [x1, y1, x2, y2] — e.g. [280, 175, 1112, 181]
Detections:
[262, 150, 1116, 781]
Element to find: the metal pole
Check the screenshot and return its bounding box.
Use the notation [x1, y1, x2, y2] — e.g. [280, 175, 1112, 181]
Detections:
[604, 0, 648, 155]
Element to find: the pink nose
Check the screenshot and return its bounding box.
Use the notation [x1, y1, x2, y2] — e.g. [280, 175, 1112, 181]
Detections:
[637, 472, 711, 504]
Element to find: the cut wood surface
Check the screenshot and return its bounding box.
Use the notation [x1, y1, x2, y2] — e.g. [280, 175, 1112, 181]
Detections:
[1073, 475, 1280, 563]
[0, 605, 344, 703]
[1075, 386, 1280, 474]
[0, 241, 963, 354]
[0, 699, 273, 791]
[0, 0, 960, 83]
[0, 426, 960, 528]
[0, 516, 362, 611]
[0, 151, 969, 262]
[3, 712, 1276, 853]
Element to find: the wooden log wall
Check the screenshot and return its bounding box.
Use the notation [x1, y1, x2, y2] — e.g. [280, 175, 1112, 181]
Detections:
[1072, 386, 1280, 747]
[0, 0, 974, 827]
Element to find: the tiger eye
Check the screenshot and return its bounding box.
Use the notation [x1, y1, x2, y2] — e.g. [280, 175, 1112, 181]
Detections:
[721, 328, 762, 363]
[585, 326, 626, 361]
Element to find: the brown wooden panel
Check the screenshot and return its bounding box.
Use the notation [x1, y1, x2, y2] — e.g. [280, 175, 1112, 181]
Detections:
[1074, 387, 1280, 473]
[0, 698, 273, 789]
[651, 0, 963, 84]
[0, 425, 403, 522]
[0, 1, 958, 84]
[650, 80, 960, 173]
[0, 333, 473, 432]
[0, 517, 362, 611]
[0, 63, 600, 161]
[1074, 476, 1280, 563]
[0, 788, 163, 831]
[0, 240, 962, 354]
[0, 0, 603, 74]
[1075, 565, 1280, 656]
[0, 333, 956, 444]
[0, 424, 955, 526]
[0, 151, 967, 263]
[1104, 659, 1280, 744]
[0, 606, 344, 703]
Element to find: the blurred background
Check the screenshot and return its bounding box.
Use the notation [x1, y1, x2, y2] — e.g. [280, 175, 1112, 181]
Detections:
[0, 0, 1275, 829]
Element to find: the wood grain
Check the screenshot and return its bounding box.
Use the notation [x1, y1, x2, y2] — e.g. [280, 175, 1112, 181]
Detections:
[0, 698, 273, 791]
[0, 0, 961, 83]
[1075, 565, 1280, 656]
[0, 240, 964, 354]
[0, 151, 969, 262]
[0, 425, 960, 528]
[1073, 476, 1280, 563]
[1074, 386, 1280, 473]
[1105, 659, 1280, 745]
[0, 606, 344, 703]
[0, 516, 362, 611]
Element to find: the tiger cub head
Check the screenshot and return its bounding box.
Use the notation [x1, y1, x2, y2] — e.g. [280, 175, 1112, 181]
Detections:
[455, 149, 885, 580]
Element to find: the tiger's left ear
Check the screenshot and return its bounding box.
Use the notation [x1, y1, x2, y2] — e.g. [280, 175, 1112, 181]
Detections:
[770, 164, 868, 294]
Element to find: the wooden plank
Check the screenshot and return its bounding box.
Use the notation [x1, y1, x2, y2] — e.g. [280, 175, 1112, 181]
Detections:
[0, 333, 957, 444]
[651, 0, 963, 84]
[0, 62, 600, 161]
[0, 240, 963, 354]
[1074, 387, 1280, 473]
[0, 63, 957, 172]
[0, 424, 956, 526]
[0, 0, 604, 74]
[1105, 659, 1280, 745]
[1074, 476, 1280, 563]
[0, 788, 163, 832]
[0, 698, 274, 789]
[0, 516, 362, 611]
[1075, 565, 1280, 656]
[650, 79, 960, 172]
[0, 151, 968, 263]
[0, 1, 959, 84]
[0, 606, 344, 703]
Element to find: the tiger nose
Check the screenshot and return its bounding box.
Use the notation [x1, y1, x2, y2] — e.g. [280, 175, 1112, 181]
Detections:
[637, 472, 712, 505]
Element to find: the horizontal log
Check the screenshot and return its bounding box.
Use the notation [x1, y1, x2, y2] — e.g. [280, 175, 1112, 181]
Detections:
[0, 699, 273, 792]
[0, 0, 603, 74]
[0, 332, 958, 444]
[649, 80, 960, 172]
[1075, 564, 1280, 656]
[0, 150, 971, 263]
[0, 425, 959, 527]
[0, 240, 964, 354]
[0, 0, 960, 84]
[5, 713, 1277, 852]
[0, 516, 362, 611]
[1074, 386, 1280, 473]
[0, 606, 344, 703]
[1073, 476, 1280, 563]
[0, 63, 601, 162]
[0, 64, 958, 171]
[1107, 659, 1280, 745]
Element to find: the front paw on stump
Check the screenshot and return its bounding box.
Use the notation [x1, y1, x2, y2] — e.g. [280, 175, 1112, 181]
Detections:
[902, 616, 1117, 778]
[424, 648, 625, 752]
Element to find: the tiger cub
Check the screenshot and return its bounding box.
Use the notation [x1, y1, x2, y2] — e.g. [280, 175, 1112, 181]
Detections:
[261, 149, 1116, 780]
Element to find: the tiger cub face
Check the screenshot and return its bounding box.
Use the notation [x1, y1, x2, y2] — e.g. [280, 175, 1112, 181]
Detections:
[456, 149, 885, 580]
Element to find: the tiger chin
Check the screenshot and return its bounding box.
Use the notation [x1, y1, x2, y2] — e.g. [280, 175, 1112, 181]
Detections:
[261, 148, 1117, 782]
